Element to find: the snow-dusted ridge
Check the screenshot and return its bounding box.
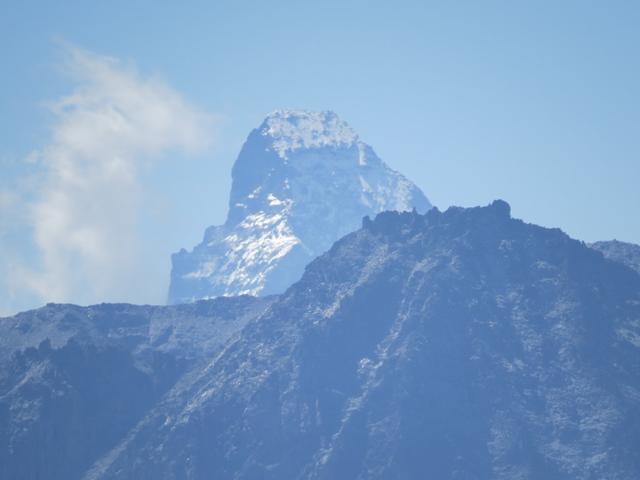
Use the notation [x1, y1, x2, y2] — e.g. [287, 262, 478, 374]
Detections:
[168, 109, 431, 304]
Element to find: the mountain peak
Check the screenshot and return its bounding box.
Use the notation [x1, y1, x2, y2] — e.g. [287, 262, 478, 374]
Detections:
[168, 110, 431, 303]
[259, 109, 358, 159]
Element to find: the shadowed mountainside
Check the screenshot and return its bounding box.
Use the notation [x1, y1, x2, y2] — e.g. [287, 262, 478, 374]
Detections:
[0, 296, 272, 480]
[85, 201, 640, 479]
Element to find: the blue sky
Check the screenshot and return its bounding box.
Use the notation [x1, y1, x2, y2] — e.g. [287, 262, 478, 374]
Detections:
[1, 1, 639, 314]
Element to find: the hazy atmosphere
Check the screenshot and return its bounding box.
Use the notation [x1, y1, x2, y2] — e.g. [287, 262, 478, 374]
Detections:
[2, 2, 639, 311]
[3, 3, 640, 479]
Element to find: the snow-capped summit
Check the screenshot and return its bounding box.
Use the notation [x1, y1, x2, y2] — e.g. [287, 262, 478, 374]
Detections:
[168, 109, 431, 304]
[260, 110, 358, 158]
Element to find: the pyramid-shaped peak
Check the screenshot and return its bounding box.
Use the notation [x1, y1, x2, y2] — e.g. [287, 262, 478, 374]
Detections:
[169, 108, 431, 304]
[260, 109, 359, 158]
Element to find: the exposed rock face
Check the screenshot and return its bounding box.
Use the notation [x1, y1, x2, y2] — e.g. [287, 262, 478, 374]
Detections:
[590, 239, 640, 274]
[87, 201, 640, 480]
[0, 296, 272, 480]
[168, 110, 431, 304]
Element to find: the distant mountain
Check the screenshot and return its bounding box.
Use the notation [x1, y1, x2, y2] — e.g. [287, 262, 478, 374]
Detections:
[590, 239, 640, 274]
[84, 201, 640, 479]
[168, 110, 431, 304]
[0, 296, 272, 480]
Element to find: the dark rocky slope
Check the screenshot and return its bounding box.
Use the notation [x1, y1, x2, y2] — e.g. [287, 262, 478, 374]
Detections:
[0, 296, 272, 480]
[88, 201, 640, 479]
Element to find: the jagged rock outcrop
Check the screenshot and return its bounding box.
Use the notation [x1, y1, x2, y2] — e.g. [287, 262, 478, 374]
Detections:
[168, 110, 431, 304]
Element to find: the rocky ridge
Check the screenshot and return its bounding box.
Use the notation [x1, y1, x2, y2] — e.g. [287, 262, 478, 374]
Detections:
[90, 201, 640, 479]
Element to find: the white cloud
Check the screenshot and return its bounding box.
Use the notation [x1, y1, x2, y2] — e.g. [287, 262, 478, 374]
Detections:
[1, 44, 215, 313]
